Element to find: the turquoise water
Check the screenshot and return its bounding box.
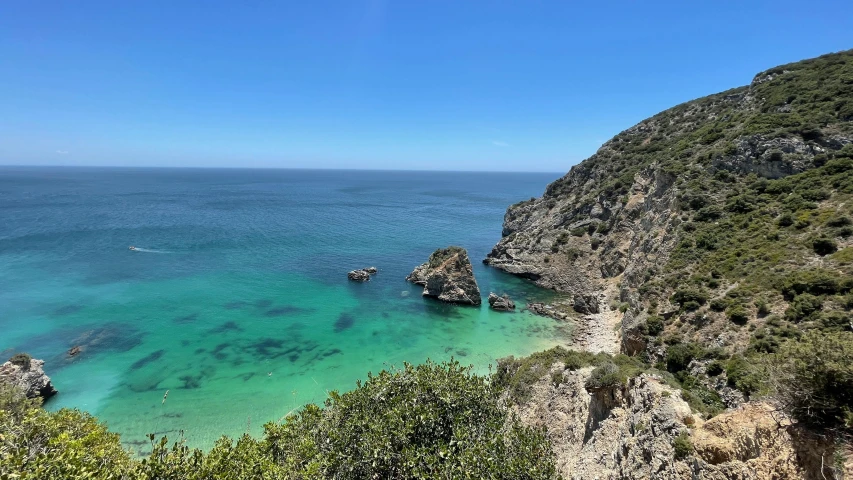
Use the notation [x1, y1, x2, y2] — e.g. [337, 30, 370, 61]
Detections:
[0, 167, 569, 454]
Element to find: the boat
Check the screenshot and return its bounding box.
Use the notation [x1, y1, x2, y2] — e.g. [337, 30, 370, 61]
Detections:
[129, 246, 137, 251]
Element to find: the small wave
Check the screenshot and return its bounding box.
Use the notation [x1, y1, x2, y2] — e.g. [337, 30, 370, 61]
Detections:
[129, 247, 171, 253]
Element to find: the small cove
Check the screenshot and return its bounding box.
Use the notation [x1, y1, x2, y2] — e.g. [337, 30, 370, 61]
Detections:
[0, 167, 570, 453]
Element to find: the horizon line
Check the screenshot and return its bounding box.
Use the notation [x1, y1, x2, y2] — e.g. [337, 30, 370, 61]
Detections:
[0, 164, 567, 175]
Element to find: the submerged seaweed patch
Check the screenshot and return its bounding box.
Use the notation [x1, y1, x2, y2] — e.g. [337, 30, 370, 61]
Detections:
[264, 305, 310, 317]
[53, 304, 83, 316]
[250, 338, 285, 358]
[131, 350, 165, 370]
[208, 321, 243, 334]
[223, 301, 249, 310]
[173, 313, 199, 324]
[334, 313, 355, 333]
[211, 343, 230, 360]
[254, 299, 273, 309]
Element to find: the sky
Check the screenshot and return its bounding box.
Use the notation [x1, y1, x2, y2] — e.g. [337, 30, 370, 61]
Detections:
[1, 1, 851, 172]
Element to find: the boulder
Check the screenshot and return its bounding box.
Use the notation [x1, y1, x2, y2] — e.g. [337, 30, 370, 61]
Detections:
[0, 356, 57, 400]
[406, 247, 481, 305]
[488, 293, 516, 311]
[348, 267, 377, 282]
[572, 294, 599, 314]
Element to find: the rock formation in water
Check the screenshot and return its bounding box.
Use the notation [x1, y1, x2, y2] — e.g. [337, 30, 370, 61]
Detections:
[347, 267, 377, 282]
[407, 246, 481, 305]
[487, 292, 515, 311]
[0, 356, 57, 400]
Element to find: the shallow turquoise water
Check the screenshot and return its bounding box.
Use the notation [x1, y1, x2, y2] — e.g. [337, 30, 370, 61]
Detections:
[0, 167, 569, 453]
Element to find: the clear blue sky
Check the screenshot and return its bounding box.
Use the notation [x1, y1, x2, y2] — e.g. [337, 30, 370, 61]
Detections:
[1, 1, 851, 172]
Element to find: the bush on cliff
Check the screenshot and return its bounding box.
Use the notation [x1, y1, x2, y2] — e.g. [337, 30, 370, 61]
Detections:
[1, 360, 558, 479]
[770, 331, 853, 433]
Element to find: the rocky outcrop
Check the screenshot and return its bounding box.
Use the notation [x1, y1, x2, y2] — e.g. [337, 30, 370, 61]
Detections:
[347, 267, 377, 282]
[0, 357, 57, 400]
[513, 364, 829, 480]
[484, 51, 853, 359]
[487, 293, 515, 311]
[406, 247, 481, 305]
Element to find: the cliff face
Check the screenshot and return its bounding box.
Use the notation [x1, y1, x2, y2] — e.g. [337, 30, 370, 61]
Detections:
[514, 364, 832, 480]
[486, 51, 853, 357]
[0, 358, 57, 400]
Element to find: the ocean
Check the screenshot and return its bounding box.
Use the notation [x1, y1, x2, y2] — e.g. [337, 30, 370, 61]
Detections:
[0, 166, 570, 453]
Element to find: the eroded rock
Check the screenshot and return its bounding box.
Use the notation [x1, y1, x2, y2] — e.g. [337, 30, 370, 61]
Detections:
[0, 357, 57, 400]
[487, 293, 515, 311]
[406, 247, 481, 305]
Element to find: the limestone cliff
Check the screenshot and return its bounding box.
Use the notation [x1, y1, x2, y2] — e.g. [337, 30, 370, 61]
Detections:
[485, 50, 853, 358]
[513, 364, 835, 480]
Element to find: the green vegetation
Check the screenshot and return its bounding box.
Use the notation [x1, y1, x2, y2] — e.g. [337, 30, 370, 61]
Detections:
[8, 352, 32, 370]
[1, 360, 557, 479]
[770, 331, 853, 433]
[672, 431, 693, 460]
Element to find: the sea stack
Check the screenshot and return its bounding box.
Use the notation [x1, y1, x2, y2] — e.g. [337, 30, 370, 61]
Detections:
[488, 293, 515, 311]
[347, 267, 377, 282]
[0, 354, 58, 400]
[406, 246, 481, 305]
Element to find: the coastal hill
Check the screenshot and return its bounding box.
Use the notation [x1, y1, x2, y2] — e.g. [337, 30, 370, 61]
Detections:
[2, 51, 852, 479]
[487, 50, 852, 356]
[487, 50, 853, 478]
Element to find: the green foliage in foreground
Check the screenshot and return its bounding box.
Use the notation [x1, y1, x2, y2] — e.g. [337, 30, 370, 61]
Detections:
[1, 360, 557, 480]
[770, 331, 853, 433]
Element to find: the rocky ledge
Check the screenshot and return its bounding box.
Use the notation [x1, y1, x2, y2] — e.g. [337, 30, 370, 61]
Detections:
[0, 356, 58, 400]
[406, 247, 481, 305]
[347, 266, 378, 282]
[487, 293, 515, 311]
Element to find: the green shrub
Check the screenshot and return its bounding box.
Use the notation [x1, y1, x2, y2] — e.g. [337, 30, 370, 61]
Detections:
[709, 298, 730, 312]
[665, 343, 702, 373]
[726, 355, 763, 396]
[644, 315, 665, 336]
[0, 407, 136, 478]
[785, 293, 823, 322]
[672, 288, 709, 308]
[813, 237, 838, 256]
[8, 353, 31, 370]
[706, 361, 724, 376]
[771, 331, 853, 432]
[726, 304, 750, 324]
[672, 431, 693, 459]
[777, 213, 794, 227]
[585, 363, 626, 390]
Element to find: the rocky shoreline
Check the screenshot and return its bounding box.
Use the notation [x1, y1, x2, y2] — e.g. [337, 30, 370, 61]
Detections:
[0, 356, 57, 401]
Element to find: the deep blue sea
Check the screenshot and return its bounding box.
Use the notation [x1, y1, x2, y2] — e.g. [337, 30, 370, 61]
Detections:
[0, 166, 571, 453]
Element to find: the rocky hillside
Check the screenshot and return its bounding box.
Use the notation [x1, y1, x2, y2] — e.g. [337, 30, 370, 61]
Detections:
[486, 51, 853, 363]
